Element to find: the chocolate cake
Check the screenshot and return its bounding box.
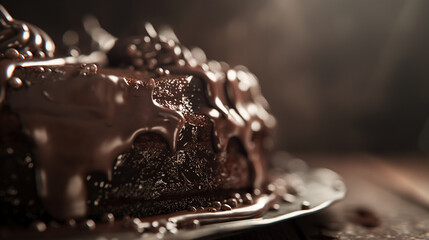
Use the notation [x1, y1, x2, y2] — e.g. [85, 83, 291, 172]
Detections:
[0, 4, 276, 232]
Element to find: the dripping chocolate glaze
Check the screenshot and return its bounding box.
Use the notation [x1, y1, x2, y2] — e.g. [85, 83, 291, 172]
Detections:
[7, 66, 184, 219]
[108, 23, 276, 188]
[0, 6, 275, 220]
[0, 8, 185, 219]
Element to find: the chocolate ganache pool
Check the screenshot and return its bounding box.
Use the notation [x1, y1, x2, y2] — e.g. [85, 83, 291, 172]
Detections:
[0, 4, 278, 231]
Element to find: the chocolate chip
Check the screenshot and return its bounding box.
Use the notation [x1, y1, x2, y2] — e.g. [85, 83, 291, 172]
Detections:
[207, 207, 216, 212]
[221, 204, 232, 211]
[126, 44, 138, 57]
[22, 50, 33, 59]
[243, 193, 253, 204]
[212, 201, 221, 208]
[9, 77, 23, 88]
[30, 221, 47, 232]
[151, 221, 159, 228]
[267, 184, 276, 193]
[82, 219, 96, 230]
[131, 218, 144, 232]
[191, 219, 200, 228]
[5, 48, 19, 59]
[155, 67, 164, 76]
[188, 206, 197, 212]
[158, 226, 167, 234]
[271, 203, 280, 211]
[227, 198, 238, 207]
[101, 212, 115, 223]
[301, 201, 311, 210]
[33, 50, 46, 58]
[165, 221, 177, 231]
[34, 66, 45, 72]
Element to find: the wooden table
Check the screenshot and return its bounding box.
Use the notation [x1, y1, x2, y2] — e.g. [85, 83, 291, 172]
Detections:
[214, 153, 429, 240]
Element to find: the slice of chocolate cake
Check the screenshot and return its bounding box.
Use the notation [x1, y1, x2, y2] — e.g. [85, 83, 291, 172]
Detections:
[0, 4, 276, 227]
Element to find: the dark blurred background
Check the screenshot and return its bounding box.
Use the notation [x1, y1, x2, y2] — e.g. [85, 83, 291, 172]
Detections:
[3, 0, 429, 154]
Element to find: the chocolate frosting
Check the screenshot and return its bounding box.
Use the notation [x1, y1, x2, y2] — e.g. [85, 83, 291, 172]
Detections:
[108, 23, 276, 187]
[0, 8, 275, 220]
[7, 66, 185, 219]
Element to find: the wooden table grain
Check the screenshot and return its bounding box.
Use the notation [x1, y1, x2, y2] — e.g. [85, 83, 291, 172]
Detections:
[212, 153, 429, 240]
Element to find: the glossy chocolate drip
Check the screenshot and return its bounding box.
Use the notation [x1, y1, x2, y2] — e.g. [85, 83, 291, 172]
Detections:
[166, 65, 268, 186]
[108, 24, 276, 188]
[6, 66, 185, 219]
[224, 67, 276, 187]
